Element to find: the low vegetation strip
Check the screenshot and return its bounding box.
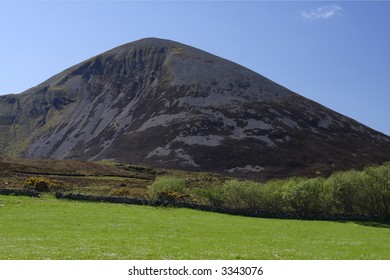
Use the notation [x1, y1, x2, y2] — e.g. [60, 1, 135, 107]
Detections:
[146, 164, 390, 222]
[1, 194, 390, 259]
[54, 191, 385, 223]
[2, 159, 389, 222]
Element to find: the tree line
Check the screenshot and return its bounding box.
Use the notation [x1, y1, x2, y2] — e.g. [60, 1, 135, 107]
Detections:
[148, 163, 390, 221]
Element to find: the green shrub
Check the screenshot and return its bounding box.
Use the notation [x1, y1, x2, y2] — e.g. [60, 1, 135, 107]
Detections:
[147, 176, 187, 201]
[238, 181, 266, 209]
[256, 180, 287, 213]
[361, 165, 390, 217]
[218, 179, 268, 209]
[222, 180, 249, 209]
[204, 179, 288, 212]
[326, 170, 367, 214]
[198, 187, 227, 208]
[283, 177, 326, 214]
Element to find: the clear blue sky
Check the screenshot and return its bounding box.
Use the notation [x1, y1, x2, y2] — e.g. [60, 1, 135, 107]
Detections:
[1, 1, 389, 136]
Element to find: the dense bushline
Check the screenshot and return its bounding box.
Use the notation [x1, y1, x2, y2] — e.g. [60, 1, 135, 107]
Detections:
[147, 163, 390, 220]
[2, 163, 389, 222]
[54, 191, 379, 222]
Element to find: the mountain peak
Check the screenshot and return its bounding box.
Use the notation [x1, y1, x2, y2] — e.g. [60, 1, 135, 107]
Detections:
[123, 37, 184, 47]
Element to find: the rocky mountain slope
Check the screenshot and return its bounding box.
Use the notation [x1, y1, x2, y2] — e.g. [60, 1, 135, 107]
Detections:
[1, 38, 389, 179]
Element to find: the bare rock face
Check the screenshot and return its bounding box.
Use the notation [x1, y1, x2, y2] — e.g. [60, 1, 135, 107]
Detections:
[1, 38, 389, 179]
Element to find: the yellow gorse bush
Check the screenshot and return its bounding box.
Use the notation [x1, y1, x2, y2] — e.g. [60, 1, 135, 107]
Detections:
[24, 177, 63, 192]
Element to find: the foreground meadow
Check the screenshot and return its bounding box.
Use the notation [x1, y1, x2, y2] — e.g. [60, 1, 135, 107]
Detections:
[0, 194, 389, 260]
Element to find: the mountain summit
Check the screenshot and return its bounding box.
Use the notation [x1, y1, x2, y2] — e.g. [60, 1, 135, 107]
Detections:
[1, 38, 389, 178]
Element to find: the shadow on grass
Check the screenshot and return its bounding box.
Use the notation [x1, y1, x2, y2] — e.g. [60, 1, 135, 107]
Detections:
[353, 221, 390, 229]
[335, 220, 390, 229]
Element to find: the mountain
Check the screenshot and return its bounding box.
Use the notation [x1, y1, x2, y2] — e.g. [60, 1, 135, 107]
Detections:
[1, 37, 389, 179]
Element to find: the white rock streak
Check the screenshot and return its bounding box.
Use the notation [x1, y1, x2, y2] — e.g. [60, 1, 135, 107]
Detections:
[137, 113, 187, 131]
[227, 165, 265, 173]
[174, 135, 224, 146]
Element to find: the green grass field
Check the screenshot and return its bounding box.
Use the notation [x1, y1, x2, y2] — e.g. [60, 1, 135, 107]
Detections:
[1, 194, 389, 260]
